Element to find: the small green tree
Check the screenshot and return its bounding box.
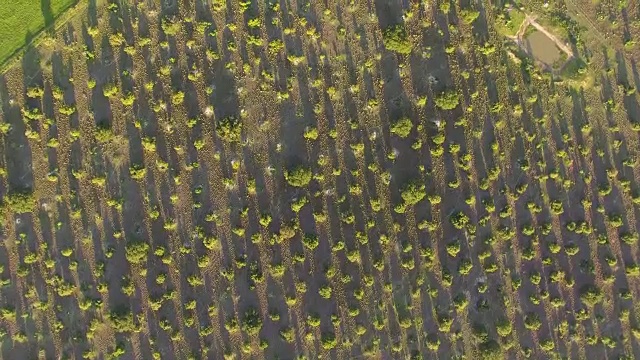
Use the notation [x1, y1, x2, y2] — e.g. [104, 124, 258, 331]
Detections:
[172, 91, 185, 105]
[435, 90, 460, 110]
[302, 234, 319, 250]
[241, 307, 262, 335]
[495, 319, 512, 337]
[95, 123, 115, 143]
[383, 25, 412, 55]
[26, 86, 44, 98]
[524, 313, 541, 331]
[280, 327, 295, 343]
[285, 166, 312, 187]
[580, 284, 603, 307]
[109, 307, 138, 333]
[426, 333, 440, 351]
[450, 211, 470, 229]
[321, 332, 337, 349]
[478, 339, 501, 359]
[390, 117, 413, 138]
[401, 181, 426, 206]
[319, 285, 332, 299]
[216, 116, 242, 143]
[125, 241, 150, 265]
[460, 9, 480, 24]
[3, 191, 37, 214]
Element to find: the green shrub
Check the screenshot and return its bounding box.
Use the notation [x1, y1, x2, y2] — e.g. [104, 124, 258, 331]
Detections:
[401, 181, 426, 205]
[3, 191, 36, 214]
[125, 241, 150, 265]
[319, 285, 332, 299]
[280, 327, 295, 343]
[241, 307, 262, 335]
[59, 105, 76, 116]
[450, 211, 469, 229]
[426, 333, 440, 351]
[121, 93, 135, 107]
[496, 320, 512, 337]
[473, 323, 489, 342]
[129, 164, 146, 180]
[479, 339, 501, 359]
[460, 9, 480, 24]
[302, 234, 319, 250]
[109, 307, 138, 333]
[95, 124, 115, 143]
[285, 166, 312, 187]
[458, 259, 473, 275]
[435, 90, 460, 110]
[524, 313, 541, 331]
[438, 314, 453, 332]
[446, 240, 461, 257]
[540, 339, 554, 351]
[382, 25, 412, 54]
[26, 87, 44, 98]
[108, 32, 126, 47]
[303, 127, 318, 140]
[390, 117, 413, 138]
[621, 232, 638, 245]
[161, 19, 181, 36]
[290, 196, 308, 212]
[103, 83, 119, 98]
[172, 91, 185, 106]
[579, 284, 603, 307]
[216, 116, 242, 143]
[321, 332, 337, 349]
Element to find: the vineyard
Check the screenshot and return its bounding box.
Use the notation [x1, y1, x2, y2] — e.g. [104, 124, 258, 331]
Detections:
[0, 0, 639, 359]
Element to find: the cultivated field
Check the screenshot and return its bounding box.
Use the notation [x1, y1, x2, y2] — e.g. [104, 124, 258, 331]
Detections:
[0, 0, 639, 359]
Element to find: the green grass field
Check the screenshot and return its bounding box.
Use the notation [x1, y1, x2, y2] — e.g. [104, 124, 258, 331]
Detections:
[0, 0, 76, 66]
[495, 8, 526, 37]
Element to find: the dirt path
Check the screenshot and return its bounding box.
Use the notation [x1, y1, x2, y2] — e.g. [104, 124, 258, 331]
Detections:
[513, 14, 531, 39]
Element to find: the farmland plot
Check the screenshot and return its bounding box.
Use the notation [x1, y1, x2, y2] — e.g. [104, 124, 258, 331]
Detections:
[0, 0, 638, 359]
